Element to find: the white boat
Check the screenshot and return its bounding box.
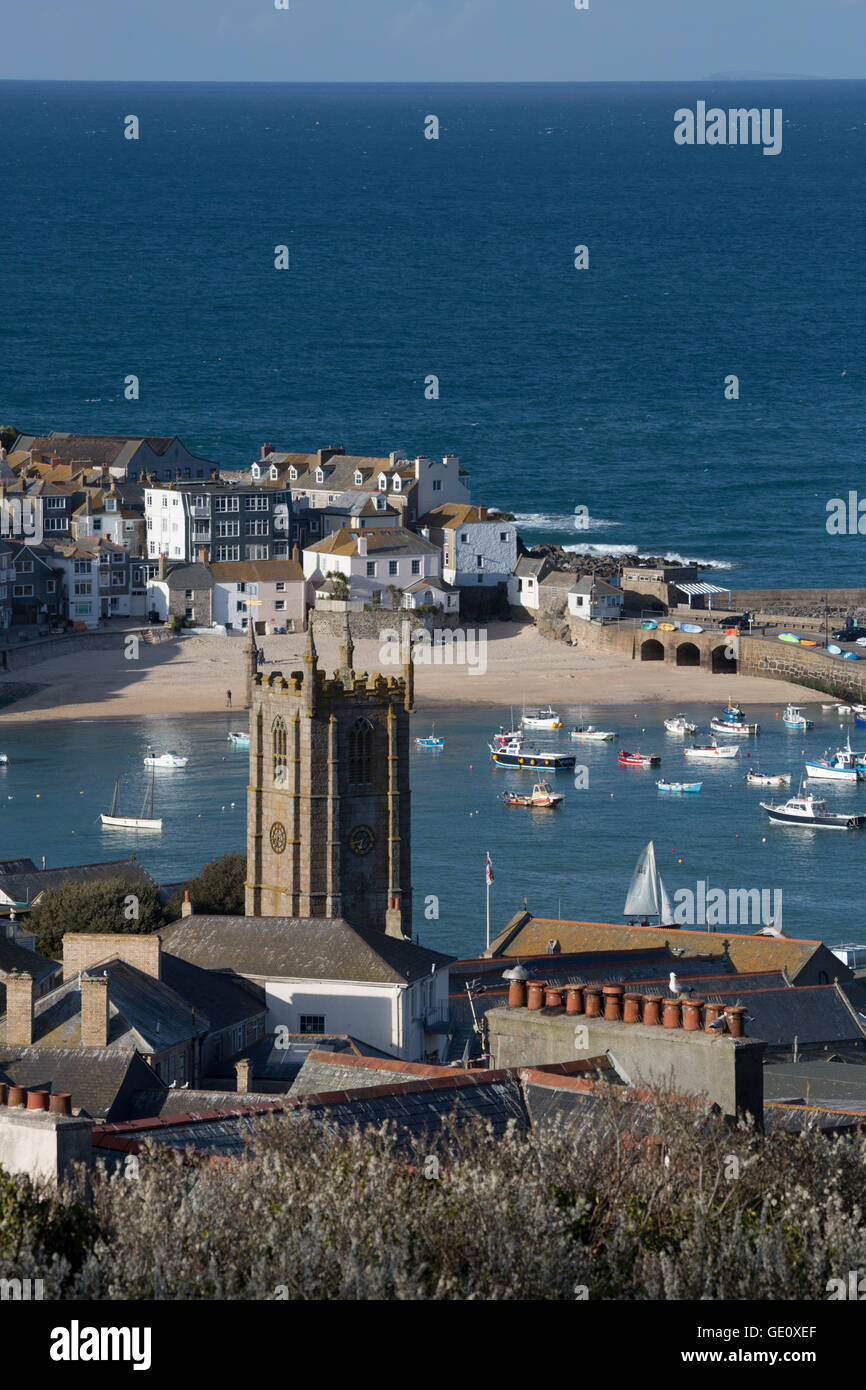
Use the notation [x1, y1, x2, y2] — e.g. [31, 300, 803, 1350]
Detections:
[805, 741, 864, 783]
[663, 714, 697, 735]
[744, 770, 791, 787]
[570, 726, 617, 741]
[623, 840, 677, 926]
[0, 754, 7, 765]
[782, 704, 814, 730]
[521, 706, 563, 730]
[683, 741, 739, 761]
[832, 942, 866, 969]
[710, 699, 759, 736]
[227, 730, 250, 745]
[101, 769, 162, 831]
[760, 792, 865, 830]
[144, 751, 188, 768]
[837, 705, 852, 714]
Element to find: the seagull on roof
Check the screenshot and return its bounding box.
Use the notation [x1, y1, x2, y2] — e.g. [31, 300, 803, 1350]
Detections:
[707, 1015, 729, 1037]
[669, 971, 692, 997]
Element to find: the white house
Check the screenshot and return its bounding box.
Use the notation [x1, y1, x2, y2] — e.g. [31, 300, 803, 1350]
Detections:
[210, 557, 307, 633]
[158, 915, 453, 1063]
[507, 555, 552, 613]
[304, 527, 457, 610]
[71, 487, 144, 553]
[568, 575, 624, 622]
[418, 503, 518, 587]
[257, 445, 471, 528]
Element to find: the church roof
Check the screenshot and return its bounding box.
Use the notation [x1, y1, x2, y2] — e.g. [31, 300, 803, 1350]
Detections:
[158, 914, 453, 986]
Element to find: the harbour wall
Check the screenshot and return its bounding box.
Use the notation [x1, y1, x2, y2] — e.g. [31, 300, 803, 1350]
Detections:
[0, 627, 175, 673]
[727, 589, 866, 621]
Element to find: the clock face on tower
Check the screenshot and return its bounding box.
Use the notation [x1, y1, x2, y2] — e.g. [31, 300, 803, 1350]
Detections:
[269, 821, 287, 854]
[348, 824, 375, 856]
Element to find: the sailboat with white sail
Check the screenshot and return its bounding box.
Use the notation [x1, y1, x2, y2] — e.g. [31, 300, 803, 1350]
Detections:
[623, 840, 676, 926]
[101, 765, 162, 831]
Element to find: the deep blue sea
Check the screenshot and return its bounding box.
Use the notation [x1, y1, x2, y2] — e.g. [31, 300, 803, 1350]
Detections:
[0, 706, 864, 958]
[2, 80, 866, 586]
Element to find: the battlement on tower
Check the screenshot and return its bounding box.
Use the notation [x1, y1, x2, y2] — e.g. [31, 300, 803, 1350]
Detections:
[253, 668, 409, 708]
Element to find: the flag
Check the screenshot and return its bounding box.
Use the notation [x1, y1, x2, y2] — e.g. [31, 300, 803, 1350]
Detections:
[485, 853, 494, 885]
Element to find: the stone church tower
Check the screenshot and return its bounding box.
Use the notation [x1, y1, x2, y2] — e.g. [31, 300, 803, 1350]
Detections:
[245, 616, 413, 938]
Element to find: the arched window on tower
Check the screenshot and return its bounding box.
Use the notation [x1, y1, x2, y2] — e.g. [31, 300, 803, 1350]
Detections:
[348, 716, 373, 786]
[272, 716, 287, 786]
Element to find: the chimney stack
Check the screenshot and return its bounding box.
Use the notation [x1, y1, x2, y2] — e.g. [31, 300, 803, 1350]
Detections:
[181, 890, 193, 917]
[80, 974, 110, 1047]
[158, 552, 167, 580]
[235, 1059, 252, 1093]
[356, 534, 367, 558]
[5, 970, 33, 1046]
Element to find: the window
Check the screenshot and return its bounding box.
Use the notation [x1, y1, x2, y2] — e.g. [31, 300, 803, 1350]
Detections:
[275, 581, 285, 592]
[354, 471, 363, 485]
[275, 599, 285, 611]
[378, 475, 387, 492]
[246, 495, 269, 511]
[272, 715, 287, 784]
[13, 584, 33, 598]
[171, 497, 179, 507]
[289, 467, 298, 481]
[347, 716, 373, 786]
[247, 544, 269, 560]
[392, 477, 402, 492]
[477, 574, 483, 584]
[106, 498, 117, 512]
[315, 468, 324, 484]
[45, 497, 66, 510]
[411, 559, 421, 576]
[366, 561, 376, 577]
[74, 560, 91, 575]
[111, 573, 124, 587]
[273, 541, 287, 557]
[432, 479, 442, 492]
[246, 519, 268, 536]
[476, 555, 483, 567]
[310, 519, 320, 534]
[216, 520, 239, 538]
[375, 496, 386, 511]
[231, 1026, 244, 1054]
[500, 531, 509, 542]
[44, 517, 66, 532]
[251, 464, 261, 479]
[185, 607, 193, 620]
[299, 1015, 326, 1035]
[214, 496, 239, 512]
[92, 519, 102, 532]
[112, 551, 124, 564]
[216, 545, 240, 561]
[388, 560, 398, 576]
[46, 580, 56, 594]
[16, 559, 33, 573]
[184, 589, 193, 599]
[162, 496, 168, 507]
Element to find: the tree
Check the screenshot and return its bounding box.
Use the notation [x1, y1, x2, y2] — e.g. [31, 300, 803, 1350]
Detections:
[325, 570, 349, 600]
[30, 876, 166, 960]
[166, 851, 247, 920]
[0, 425, 19, 453]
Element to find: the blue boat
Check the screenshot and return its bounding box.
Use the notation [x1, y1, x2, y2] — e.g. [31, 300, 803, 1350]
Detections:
[415, 734, 444, 748]
[656, 780, 702, 794]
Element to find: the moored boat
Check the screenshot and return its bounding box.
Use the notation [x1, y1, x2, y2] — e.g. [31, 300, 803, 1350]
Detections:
[744, 770, 791, 787]
[101, 769, 162, 831]
[227, 730, 250, 745]
[415, 723, 444, 748]
[657, 779, 702, 793]
[709, 717, 760, 736]
[760, 793, 865, 830]
[489, 737, 575, 771]
[683, 741, 739, 761]
[623, 840, 677, 926]
[500, 780, 564, 808]
[570, 725, 617, 741]
[805, 741, 864, 783]
[521, 707, 563, 730]
[663, 714, 697, 734]
[782, 704, 814, 730]
[618, 749, 661, 767]
[144, 751, 188, 767]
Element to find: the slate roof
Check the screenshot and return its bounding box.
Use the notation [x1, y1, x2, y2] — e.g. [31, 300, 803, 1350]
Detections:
[165, 562, 214, 590]
[694, 982, 866, 1050]
[159, 953, 266, 1033]
[570, 575, 621, 598]
[206, 1033, 394, 1089]
[486, 913, 847, 983]
[417, 503, 503, 529]
[0, 1046, 160, 1120]
[763, 1060, 866, 1106]
[0, 958, 209, 1051]
[0, 940, 61, 992]
[0, 857, 156, 908]
[209, 559, 304, 584]
[307, 527, 439, 559]
[158, 915, 453, 986]
[0, 859, 38, 876]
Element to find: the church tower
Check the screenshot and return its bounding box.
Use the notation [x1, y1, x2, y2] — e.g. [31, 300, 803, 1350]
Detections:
[245, 614, 413, 938]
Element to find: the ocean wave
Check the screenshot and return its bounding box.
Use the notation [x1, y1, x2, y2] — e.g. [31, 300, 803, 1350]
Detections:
[562, 542, 735, 570]
[510, 511, 623, 532]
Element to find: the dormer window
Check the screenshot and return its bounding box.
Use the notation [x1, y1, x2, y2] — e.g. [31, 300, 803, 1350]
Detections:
[251, 463, 261, 479]
[392, 476, 402, 492]
[106, 498, 117, 512]
[375, 496, 386, 511]
[354, 470, 363, 486]
[315, 467, 325, 484]
[289, 466, 298, 481]
[269, 465, 279, 481]
[378, 474, 387, 492]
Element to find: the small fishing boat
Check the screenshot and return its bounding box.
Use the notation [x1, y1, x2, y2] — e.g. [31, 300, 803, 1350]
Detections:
[570, 726, 617, 741]
[0, 754, 7, 765]
[144, 751, 188, 768]
[641, 620, 658, 630]
[623, 840, 677, 926]
[684, 741, 739, 761]
[415, 723, 444, 748]
[101, 768, 162, 831]
[493, 726, 522, 747]
[227, 731, 250, 745]
[782, 704, 814, 730]
[521, 706, 563, 730]
[821, 703, 839, 710]
[490, 737, 575, 771]
[855, 715, 866, 728]
[618, 749, 661, 767]
[663, 714, 697, 734]
[657, 779, 702, 794]
[680, 623, 703, 634]
[500, 780, 564, 808]
[805, 741, 864, 783]
[760, 793, 865, 830]
[745, 770, 791, 787]
[710, 716, 760, 736]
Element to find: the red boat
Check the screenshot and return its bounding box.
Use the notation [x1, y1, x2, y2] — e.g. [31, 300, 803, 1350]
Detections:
[618, 749, 661, 767]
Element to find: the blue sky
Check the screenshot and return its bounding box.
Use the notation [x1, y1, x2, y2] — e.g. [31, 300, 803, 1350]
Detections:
[2, 0, 865, 82]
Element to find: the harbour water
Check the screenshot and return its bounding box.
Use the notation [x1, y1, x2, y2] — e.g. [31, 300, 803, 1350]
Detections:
[1, 702, 863, 959]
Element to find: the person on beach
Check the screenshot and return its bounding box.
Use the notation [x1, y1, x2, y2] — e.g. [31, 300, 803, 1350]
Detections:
[226, 689, 232, 708]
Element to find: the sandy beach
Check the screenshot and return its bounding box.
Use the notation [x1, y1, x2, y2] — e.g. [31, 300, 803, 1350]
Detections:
[0, 623, 816, 724]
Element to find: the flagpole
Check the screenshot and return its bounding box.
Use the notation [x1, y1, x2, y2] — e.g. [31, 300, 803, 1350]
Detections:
[486, 850, 491, 951]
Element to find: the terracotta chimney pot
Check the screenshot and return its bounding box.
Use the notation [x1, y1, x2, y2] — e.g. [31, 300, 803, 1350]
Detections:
[544, 985, 564, 1009]
[663, 998, 683, 1029]
[584, 986, 603, 1018]
[526, 980, 547, 1011]
[642, 995, 662, 1026]
[507, 979, 527, 1009]
[565, 984, 585, 1015]
[623, 992, 642, 1024]
[682, 997, 705, 1032]
[725, 1006, 746, 1038]
[603, 984, 624, 1021]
